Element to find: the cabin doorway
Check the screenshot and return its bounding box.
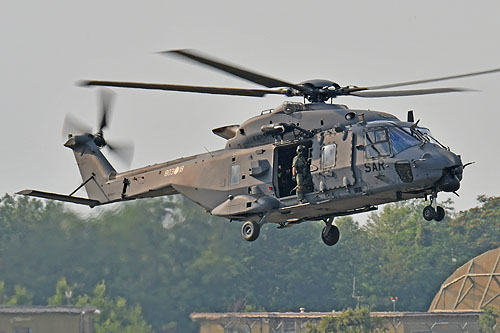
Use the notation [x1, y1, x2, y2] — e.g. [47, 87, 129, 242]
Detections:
[274, 141, 312, 198]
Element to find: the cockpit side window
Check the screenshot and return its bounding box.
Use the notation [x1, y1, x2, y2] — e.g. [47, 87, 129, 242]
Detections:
[365, 129, 391, 159]
[389, 127, 421, 154]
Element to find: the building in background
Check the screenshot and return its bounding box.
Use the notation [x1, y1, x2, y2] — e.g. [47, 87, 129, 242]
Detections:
[193, 247, 500, 333]
[429, 247, 500, 312]
[0, 306, 96, 333]
[191, 311, 481, 333]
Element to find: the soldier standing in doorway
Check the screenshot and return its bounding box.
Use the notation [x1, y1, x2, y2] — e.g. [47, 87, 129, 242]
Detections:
[292, 145, 313, 203]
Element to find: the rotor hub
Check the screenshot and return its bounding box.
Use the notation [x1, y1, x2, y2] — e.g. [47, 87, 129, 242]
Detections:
[93, 133, 106, 148]
[298, 80, 342, 103]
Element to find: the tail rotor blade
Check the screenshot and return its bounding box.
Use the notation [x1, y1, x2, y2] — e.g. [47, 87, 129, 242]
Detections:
[98, 89, 115, 133]
[106, 140, 135, 167]
[62, 114, 93, 139]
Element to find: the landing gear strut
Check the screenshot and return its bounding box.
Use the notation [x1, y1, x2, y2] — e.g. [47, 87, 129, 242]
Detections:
[321, 217, 340, 246]
[423, 191, 445, 222]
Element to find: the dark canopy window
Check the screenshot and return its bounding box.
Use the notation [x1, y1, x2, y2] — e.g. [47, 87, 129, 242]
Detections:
[389, 127, 421, 154]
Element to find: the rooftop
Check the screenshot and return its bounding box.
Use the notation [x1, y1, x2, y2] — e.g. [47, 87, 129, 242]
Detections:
[0, 306, 97, 314]
[190, 311, 483, 321]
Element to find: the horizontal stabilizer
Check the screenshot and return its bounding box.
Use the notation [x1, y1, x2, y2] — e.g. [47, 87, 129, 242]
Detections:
[17, 190, 101, 208]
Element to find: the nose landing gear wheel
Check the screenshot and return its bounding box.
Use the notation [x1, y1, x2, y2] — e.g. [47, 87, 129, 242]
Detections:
[241, 220, 260, 242]
[423, 205, 446, 221]
[321, 225, 340, 246]
[434, 206, 445, 221]
[423, 191, 446, 221]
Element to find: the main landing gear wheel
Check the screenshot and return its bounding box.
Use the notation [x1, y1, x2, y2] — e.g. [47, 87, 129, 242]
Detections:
[241, 220, 260, 242]
[321, 218, 340, 246]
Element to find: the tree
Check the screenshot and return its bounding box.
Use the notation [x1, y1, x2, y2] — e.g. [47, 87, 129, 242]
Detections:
[362, 199, 461, 310]
[480, 306, 499, 333]
[306, 307, 388, 333]
[0, 194, 81, 304]
[0, 281, 32, 305]
[48, 277, 75, 306]
[450, 195, 500, 258]
[75, 281, 152, 333]
[5, 285, 33, 305]
[0, 281, 5, 304]
[0, 193, 499, 331]
[0, 194, 50, 254]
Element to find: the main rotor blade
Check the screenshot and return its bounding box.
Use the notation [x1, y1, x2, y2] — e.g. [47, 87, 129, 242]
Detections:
[163, 49, 302, 90]
[366, 68, 500, 90]
[350, 87, 471, 98]
[81, 80, 290, 97]
[98, 89, 115, 133]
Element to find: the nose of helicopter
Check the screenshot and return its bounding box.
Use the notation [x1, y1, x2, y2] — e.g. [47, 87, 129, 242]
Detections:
[412, 147, 463, 192]
[433, 149, 463, 192]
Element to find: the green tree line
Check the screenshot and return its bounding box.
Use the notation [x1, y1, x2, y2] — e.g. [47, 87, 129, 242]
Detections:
[0, 194, 498, 332]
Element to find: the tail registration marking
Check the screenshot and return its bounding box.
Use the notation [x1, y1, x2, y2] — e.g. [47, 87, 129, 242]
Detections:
[164, 166, 184, 177]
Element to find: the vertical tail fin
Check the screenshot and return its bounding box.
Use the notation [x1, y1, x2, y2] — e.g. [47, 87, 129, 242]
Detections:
[65, 134, 116, 203]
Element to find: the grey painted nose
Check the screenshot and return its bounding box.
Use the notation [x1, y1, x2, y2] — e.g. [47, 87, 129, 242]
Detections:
[435, 150, 463, 192]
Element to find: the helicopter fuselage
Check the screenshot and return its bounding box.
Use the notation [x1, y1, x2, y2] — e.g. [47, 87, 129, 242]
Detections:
[93, 102, 462, 226]
[19, 101, 464, 245]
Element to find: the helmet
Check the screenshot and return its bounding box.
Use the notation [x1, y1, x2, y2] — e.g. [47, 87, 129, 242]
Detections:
[296, 145, 305, 153]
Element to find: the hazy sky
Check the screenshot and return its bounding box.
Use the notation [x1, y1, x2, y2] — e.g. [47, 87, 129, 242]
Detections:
[1, 1, 499, 218]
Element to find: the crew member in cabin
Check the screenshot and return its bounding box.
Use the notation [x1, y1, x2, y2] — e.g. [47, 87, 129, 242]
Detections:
[292, 145, 313, 203]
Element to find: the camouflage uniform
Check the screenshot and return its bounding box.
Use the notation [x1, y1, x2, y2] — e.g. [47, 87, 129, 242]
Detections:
[292, 149, 313, 202]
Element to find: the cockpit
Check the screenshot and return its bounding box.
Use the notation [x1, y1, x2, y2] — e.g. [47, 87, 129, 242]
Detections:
[365, 124, 445, 158]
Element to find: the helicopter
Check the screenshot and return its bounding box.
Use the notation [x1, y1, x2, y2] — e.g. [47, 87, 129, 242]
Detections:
[18, 50, 500, 246]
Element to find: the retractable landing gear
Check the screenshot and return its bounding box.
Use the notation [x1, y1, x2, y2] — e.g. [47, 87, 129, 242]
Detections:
[321, 217, 340, 246]
[241, 213, 268, 242]
[423, 191, 445, 222]
[241, 221, 260, 241]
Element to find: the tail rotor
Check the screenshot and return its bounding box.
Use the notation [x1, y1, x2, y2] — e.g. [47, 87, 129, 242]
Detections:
[62, 89, 134, 167]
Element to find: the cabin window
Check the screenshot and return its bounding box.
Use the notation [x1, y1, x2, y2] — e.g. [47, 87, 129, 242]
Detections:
[321, 144, 336, 169]
[230, 164, 240, 185]
[365, 129, 391, 158]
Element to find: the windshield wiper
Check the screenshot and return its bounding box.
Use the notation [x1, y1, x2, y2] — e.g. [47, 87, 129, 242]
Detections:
[415, 128, 448, 150]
